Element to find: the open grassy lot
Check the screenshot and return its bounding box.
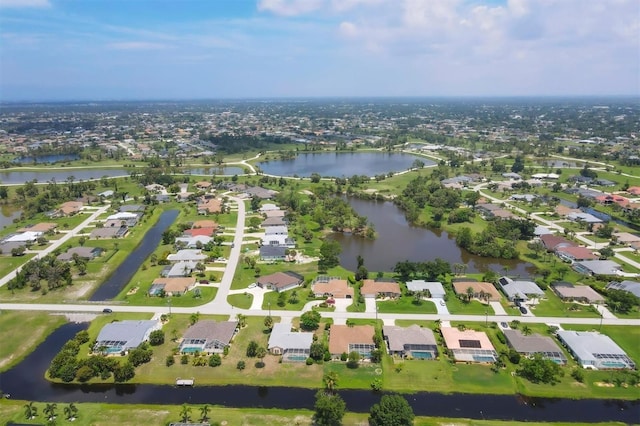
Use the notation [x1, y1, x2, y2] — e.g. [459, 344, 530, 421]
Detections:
[262, 287, 313, 311]
[0, 312, 66, 372]
[0, 253, 35, 283]
[228, 292, 253, 309]
[445, 296, 493, 315]
[531, 290, 601, 318]
[323, 361, 382, 389]
[376, 297, 437, 314]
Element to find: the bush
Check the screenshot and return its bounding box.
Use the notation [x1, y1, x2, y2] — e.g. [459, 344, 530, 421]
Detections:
[340, 352, 348, 361]
[181, 355, 189, 365]
[166, 356, 175, 367]
[149, 330, 165, 346]
[571, 368, 585, 383]
[237, 360, 246, 370]
[208, 354, 222, 367]
[346, 351, 360, 369]
[306, 357, 314, 365]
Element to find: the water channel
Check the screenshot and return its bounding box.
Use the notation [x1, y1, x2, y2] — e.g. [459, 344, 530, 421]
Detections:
[258, 152, 435, 177]
[0, 323, 637, 423]
[332, 197, 537, 276]
[89, 209, 179, 301]
[13, 154, 81, 164]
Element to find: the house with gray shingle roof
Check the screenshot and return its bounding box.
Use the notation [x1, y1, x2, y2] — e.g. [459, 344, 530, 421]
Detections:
[179, 320, 238, 354]
[383, 325, 438, 359]
[94, 320, 161, 354]
[503, 329, 567, 364]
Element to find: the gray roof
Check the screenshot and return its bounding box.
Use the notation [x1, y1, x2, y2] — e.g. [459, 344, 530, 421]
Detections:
[57, 246, 101, 261]
[498, 277, 544, 301]
[383, 325, 437, 352]
[504, 329, 566, 361]
[260, 245, 287, 258]
[268, 322, 313, 351]
[557, 330, 633, 367]
[119, 204, 146, 212]
[182, 320, 238, 346]
[567, 212, 603, 223]
[606, 280, 640, 298]
[264, 225, 288, 235]
[551, 283, 605, 303]
[405, 280, 445, 298]
[167, 249, 207, 262]
[261, 216, 286, 227]
[574, 260, 621, 275]
[96, 320, 159, 350]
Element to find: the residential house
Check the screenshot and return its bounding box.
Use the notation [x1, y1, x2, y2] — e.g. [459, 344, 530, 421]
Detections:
[106, 212, 140, 227]
[263, 209, 286, 218]
[261, 216, 287, 227]
[57, 246, 102, 262]
[613, 232, 640, 245]
[440, 326, 498, 363]
[179, 320, 238, 354]
[148, 277, 197, 296]
[246, 186, 277, 199]
[175, 235, 213, 249]
[94, 320, 161, 354]
[606, 280, 640, 298]
[383, 325, 438, 359]
[360, 279, 401, 299]
[195, 181, 213, 191]
[503, 329, 567, 364]
[405, 280, 446, 298]
[573, 260, 622, 276]
[540, 234, 576, 252]
[98, 190, 114, 198]
[164, 260, 198, 277]
[119, 204, 146, 213]
[197, 198, 222, 214]
[90, 226, 128, 239]
[259, 245, 287, 261]
[312, 277, 354, 299]
[452, 281, 501, 302]
[192, 220, 218, 229]
[167, 249, 207, 263]
[566, 212, 603, 224]
[256, 271, 304, 292]
[498, 276, 545, 303]
[18, 222, 57, 233]
[329, 325, 375, 359]
[259, 203, 279, 212]
[551, 282, 605, 304]
[555, 246, 599, 262]
[557, 330, 635, 370]
[5, 231, 41, 243]
[268, 322, 313, 361]
[183, 227, 217, 238]
[57, 201, 83, 217]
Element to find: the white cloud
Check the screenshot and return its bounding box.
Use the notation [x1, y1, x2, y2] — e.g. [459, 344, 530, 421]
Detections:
[0, 0, 50, 8]
[107, 41, 169, 51]
[257, 0, 324, 16]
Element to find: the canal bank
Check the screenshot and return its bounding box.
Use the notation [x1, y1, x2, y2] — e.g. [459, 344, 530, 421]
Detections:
[0, 323, 638, 423]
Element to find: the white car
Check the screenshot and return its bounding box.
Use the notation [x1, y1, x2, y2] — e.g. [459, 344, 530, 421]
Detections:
[248, 283, 257, 289]
[439, 300, 446, 306]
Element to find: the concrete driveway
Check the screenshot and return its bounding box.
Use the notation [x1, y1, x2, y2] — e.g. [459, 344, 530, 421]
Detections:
[489, 301, 507, 316]
[333, 298, 351, 313]
[429, 298, 450, 315]
[365, 298, 377, 313]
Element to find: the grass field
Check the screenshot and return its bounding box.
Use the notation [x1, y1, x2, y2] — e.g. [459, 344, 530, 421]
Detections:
[0, 311, 66, 372]
[531, 290, 601, 318]
[376, 297, 437, 314]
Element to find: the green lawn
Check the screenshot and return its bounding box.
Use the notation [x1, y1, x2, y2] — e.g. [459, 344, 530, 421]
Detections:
[376, 297, 437, 314]
[227, 292, 253, 309]
[262, 287, 313, 311]
[0, 311, 66, 372]
[323, 361, 382, 389]
[531, 290, 601, 318]
[445, 296, 493, 315]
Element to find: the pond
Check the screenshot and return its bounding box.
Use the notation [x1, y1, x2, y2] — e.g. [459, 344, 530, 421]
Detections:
[331, 197, 536, 276]
[0, 205, 22, 229]
[0, 169, 129, 185]
[13, 153, 81, 164]
[89, 209, 179, 301]
[187, 166, 248, 176]
[0, 323, 637, 423]
[258, 152, 435, 178]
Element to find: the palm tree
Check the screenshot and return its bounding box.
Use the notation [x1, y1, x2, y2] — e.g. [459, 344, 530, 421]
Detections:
[179, 404, 192, 423]
[63, 402, 78, 421]
[44, 403, 57, 421]
[24, 402, 37, 420]
[465, 286, 475, 303]
[323, 371, 339, 394]
[521, 326, 532, 336]
[199, 404, 210, 422]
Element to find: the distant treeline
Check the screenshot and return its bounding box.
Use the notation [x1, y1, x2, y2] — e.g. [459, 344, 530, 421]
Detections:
[202, 134, 291, 154]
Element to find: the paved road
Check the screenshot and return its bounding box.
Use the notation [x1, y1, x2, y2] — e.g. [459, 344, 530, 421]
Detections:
[0, 205, 110, 288]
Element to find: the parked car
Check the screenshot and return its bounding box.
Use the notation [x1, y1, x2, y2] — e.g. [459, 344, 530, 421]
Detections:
[519, 306, 528, 315]
[248, 283, 257, 289]
[500, 322, 509, 328]
[102, 308, 113, 314]
[439, 300, 446, 306]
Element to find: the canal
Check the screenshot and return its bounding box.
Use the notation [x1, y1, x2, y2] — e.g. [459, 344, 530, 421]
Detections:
[89, 209, 179, 301]
[0, 323, 637, 423]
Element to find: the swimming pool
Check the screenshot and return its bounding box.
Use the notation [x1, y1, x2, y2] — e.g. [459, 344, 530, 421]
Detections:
[412, 351, 434, 359]
[473, 355, 496, 363]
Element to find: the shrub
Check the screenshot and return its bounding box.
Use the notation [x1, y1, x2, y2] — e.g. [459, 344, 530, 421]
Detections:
[181, 355, 189, 365]
[208, 354, 222, 367]
[340, 352, 348, 361]
[237, 360, 246, 370]
[306, 357, 314, 365]
[166, 356, 175, 367]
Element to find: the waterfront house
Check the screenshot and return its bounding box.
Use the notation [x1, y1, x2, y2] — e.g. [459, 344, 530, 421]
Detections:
[179, 320, 238, 354]
[329, 325, 375, 359]
[94, 320, 161, 354]
[405, 280, 446, 298]
[312, 277, 354, 299]
[267, 323, 313, 361]
[605, 280, 640, 298]
[56, 246, 103, 262]
[440, 327, 498, 363]
[503, 329, 567, 364]
[360, 279, 401, 299]
[383, 325, 438, 359]
[556, 330, 635, 370]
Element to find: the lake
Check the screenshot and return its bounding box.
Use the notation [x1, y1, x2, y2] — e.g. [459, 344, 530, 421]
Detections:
[332, 197, 536, 276]
[13, 153, 81, 164]
[0, 206, 22, 229]
[0, 169, 129, 185]
[0, 323, 637, 423]
[89, 209, 179, 301]
[258, 152, 435, 177]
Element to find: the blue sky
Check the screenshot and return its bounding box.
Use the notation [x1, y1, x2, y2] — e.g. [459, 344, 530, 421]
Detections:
[0, 0, 638, 100]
